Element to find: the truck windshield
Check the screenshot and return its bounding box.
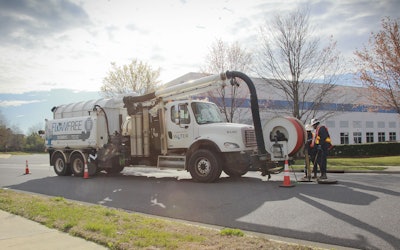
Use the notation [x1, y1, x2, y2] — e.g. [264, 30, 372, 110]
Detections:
[191, 102, 224, 124]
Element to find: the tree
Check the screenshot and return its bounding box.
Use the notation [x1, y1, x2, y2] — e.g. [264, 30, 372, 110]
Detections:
[24, 123, 45, 152]
[354, 17, 400, 114]
[101, 59, 161, 97]
[0, 110, 6, 126]
[202, 39, 252, 122]
[0, 110, 11, 151]
[25, 132, 45, 152]
[256, 7, 342, 123]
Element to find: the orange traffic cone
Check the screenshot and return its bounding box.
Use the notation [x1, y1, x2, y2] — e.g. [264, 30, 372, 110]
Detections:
[25, 160, 30, 175]
[83, 160, 89, 179]
[280, 158, 294, 187]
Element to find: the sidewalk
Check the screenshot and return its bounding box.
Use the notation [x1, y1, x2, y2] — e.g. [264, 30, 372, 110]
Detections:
[0, 210, 107, 250]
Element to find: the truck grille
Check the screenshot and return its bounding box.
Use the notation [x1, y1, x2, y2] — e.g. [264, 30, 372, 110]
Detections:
[244, 129, 257, 147]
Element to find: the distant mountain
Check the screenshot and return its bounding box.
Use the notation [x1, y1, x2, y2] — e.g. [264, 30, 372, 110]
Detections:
[0, 89, 102, 134]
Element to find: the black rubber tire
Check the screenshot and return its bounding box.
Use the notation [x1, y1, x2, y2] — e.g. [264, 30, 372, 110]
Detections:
[104, 157, 124, 174]
[70, 153, 85, 177]
[188, 149, 222, 183]
[223, 167, 247, 178]
[52, 152, 70, 176]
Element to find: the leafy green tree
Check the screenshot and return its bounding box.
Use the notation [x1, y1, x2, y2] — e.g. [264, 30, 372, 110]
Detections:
[24, 132, 45, 152]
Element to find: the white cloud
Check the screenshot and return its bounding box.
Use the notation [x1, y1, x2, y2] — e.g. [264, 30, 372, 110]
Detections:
[0, 0, 399, 95]
[0, 99, 44, 107]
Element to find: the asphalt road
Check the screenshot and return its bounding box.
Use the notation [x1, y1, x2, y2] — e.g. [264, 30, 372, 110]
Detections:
[1, 154, 399, 250]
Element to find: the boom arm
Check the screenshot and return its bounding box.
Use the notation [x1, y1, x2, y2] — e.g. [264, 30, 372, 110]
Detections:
[155, 73, 227, 100]
[123, 73, 227, 112]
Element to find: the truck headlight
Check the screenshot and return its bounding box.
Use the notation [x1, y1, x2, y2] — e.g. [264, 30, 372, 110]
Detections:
[224, 142, 240, 149]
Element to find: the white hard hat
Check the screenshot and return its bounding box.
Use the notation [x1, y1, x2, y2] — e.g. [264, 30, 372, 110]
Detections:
[305, 124, 313, 131]
[311, 118, 320, 126]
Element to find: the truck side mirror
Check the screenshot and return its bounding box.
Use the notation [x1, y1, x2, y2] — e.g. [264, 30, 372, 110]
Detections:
[38, 130, 45, 135]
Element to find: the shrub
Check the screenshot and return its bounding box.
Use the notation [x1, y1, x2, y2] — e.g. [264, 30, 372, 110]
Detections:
[330, 142, 400, 157]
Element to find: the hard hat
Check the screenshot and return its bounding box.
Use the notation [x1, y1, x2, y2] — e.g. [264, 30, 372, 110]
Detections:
[311, 118, 320, 126]
[305, 124, 313, 131]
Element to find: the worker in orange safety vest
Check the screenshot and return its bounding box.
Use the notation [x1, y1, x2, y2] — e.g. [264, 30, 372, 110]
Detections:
[310, 118, 333, 179]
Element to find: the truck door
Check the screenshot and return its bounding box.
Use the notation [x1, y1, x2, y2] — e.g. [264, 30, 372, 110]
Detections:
[166, 103, 194, 149]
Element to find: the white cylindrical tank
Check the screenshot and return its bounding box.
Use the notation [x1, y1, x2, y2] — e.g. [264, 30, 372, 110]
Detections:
[52, 97, 128, 136]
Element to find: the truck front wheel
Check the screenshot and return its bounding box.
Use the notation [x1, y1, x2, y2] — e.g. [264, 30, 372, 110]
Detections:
[53, 152, 70, 176]
[188, 149, 222, 183]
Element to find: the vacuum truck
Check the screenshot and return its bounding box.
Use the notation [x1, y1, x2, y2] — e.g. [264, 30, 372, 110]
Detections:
[41, 71, 306, 182]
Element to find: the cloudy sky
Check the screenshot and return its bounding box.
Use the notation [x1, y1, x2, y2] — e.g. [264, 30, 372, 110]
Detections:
[0, 0, 399, 133]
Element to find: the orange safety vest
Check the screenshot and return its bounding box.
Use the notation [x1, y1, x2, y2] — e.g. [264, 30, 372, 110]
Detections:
[310, 126, 332, 148]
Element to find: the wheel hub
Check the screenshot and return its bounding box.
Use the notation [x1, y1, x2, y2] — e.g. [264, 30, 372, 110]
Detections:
[197, 159, 210, 175]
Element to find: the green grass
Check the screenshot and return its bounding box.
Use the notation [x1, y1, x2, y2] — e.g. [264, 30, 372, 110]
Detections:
[0, 189, 315, 250]
[292, 155, 399, 171]
[220, 228, 244, 237]
[328, 156, 400, 167]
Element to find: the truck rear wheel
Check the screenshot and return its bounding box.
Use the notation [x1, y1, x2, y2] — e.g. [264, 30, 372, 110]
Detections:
[53, 152, 70, 176]
[188, 149, 222, 182]
[104, 157, 124, 175]
[70, 153, 85, 177]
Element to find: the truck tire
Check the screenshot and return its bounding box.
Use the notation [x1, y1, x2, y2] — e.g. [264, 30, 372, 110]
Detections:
[188, 149, 222, 182]
[104, 157, 124, 175]
[223, 167, 247, 178]
[70, 153, 85, 177]
[52, 152, 70, 176]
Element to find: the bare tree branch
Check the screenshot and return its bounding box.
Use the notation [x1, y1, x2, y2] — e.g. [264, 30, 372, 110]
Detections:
[201, 39, 252, 122]
[256, 7, 343, 123]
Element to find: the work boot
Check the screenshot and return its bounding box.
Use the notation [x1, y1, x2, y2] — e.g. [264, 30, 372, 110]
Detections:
[319, 173, 327, 180]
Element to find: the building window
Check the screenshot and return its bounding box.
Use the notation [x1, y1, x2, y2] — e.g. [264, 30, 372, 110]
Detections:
[340, 132, 349, 144]
[378, 121, 385, 128]
[389, 122, 396, 128]
[353, 121, 362, 128]
[378, 132, 386, 142]
[353, 132, 362, 144]
[389, 132, 397, 141]
[366, 121, 374, 128]
[366, 132, 374, 143]
[340, 121, 349, 128]
[326, 120, 335, 128]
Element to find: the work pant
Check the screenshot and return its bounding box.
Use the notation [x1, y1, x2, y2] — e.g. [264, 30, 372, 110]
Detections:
[316, 145, 328, 175]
